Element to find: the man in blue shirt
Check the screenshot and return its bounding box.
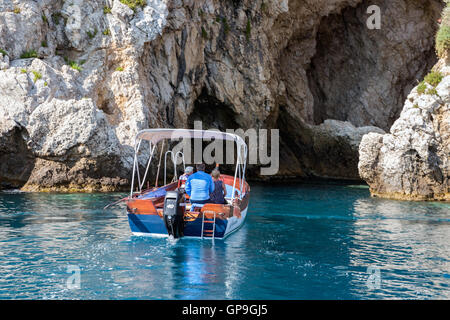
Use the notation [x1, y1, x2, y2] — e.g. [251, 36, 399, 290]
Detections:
[185, 163, 214, 204]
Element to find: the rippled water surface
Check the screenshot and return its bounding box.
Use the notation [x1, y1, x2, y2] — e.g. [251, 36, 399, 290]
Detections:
[0, 183, 449, 299]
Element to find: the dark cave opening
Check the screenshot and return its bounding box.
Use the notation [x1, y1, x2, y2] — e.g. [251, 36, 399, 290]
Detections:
[189, 88, 239, 131]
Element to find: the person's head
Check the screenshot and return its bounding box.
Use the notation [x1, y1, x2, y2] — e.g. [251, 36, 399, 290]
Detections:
[196, 163, 205, 172]
[211, 169, 221, 180]
[184, 166, 194, 175]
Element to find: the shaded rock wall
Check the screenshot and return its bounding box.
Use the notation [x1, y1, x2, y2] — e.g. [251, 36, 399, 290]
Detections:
[308, 0, 441, 130]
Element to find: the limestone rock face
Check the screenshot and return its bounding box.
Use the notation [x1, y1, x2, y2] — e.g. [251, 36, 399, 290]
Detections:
[0, 0, 444, 191]
[359, 67, 450, 201]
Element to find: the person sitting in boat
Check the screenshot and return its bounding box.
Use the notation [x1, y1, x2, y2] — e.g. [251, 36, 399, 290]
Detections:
[185, 163, 214, 205]
[178, 166, 194, 191]
[210, 169, 227, 204]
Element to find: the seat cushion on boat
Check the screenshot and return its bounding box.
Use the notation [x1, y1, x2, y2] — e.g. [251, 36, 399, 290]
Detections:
[139, 187, 169, 199]
[138, 182, 178, 200]
[190, 203, 205, 209]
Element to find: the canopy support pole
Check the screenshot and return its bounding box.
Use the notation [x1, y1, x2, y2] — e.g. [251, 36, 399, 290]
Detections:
[154, 140, 165, 188]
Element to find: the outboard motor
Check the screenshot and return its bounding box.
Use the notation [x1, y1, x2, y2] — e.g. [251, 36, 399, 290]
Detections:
[163, 191, 184, 238]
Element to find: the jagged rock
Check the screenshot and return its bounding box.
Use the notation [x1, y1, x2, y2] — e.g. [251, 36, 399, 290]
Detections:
[359, 70, 450, 201]
[0, 1, 50, 60]
[0, 51, 8, 69]
[0, 118, 34, 189]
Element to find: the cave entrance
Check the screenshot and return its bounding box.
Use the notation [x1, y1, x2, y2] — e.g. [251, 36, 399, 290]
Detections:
[189, 88, 239, 131]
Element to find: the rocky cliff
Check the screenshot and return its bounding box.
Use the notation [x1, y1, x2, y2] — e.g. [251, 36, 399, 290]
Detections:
[0, 0, 444, 191]
[358, 3, 450, 201]
[358, 72, 450, 200]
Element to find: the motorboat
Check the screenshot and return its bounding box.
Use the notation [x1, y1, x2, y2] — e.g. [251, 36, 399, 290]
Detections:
[124, 129, 250, 240]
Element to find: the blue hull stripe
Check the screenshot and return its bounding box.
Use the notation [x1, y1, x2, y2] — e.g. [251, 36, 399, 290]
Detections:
[127, 214, 228, 238]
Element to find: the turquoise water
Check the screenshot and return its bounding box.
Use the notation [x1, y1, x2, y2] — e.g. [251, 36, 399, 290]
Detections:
[0, 183, 449, 299]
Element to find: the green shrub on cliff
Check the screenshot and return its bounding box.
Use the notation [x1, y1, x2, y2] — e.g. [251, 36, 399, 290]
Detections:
[120, 0, 147, 11]
[69, 60, 82, 71]
[436, 25, 450, 58]
[424, 71, 443, 87]
[64, 57, 82, 72]
[221, 17, 230, 35]
[245, 19, 251, 41]
[87, 29, 98, 39]
[0, 48, 7, 56]
[417, 71, 443, 95]
[31, 71, 42, 82]
[52, 12, 62, 25]
[426, 88, 438, 96]
[417, 81, 427, 95]
[436, 2, 450, 57]
[201, 26, 208, 39]
[20, 50, 38, 59]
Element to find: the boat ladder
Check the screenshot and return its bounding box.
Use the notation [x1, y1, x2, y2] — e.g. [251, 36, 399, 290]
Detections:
[201, 210, 216, 243]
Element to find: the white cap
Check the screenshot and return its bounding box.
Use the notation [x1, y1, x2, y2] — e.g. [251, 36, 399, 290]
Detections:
[185, 166, 194, 174]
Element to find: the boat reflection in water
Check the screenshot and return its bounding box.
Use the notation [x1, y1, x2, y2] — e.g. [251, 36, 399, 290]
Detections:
[119, 227, 248, 299]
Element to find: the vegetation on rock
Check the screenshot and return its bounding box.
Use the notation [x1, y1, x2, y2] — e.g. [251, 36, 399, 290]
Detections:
[424, 71, 443, 87]
[418, 71, 443, 95]
[201, 26, 208, 39]
[120, 0, 147, 11]
[31, 71, 42, 82]
[20, 50, 38, 59]
[87, 29, 98, 39]
[246, 19, 251, 41]
[64, 57, 83, 72]
[436, 1, 450, 57]
[417, 81, 427, 95]
[52, 12, 62, 25]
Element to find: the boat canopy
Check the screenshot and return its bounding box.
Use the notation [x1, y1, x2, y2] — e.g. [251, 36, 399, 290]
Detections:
[130, 128, 248, 200]
[135, 128, 247, 155]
